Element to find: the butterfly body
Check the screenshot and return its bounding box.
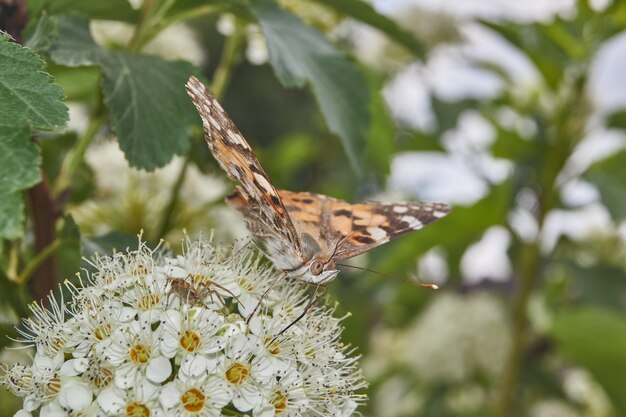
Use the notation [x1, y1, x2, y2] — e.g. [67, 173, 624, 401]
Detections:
[185, 76, 450, 284]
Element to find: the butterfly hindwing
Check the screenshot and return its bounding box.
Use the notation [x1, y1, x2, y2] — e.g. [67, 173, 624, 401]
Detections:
[278, 190, 450, 260]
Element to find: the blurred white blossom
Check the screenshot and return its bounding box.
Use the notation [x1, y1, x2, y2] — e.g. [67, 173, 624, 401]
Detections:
[1, 238, 366, 416]
[530, 399, 580, 417]
[404, 292, 509, 382]
[70, 140, 245, 242]
[90, 21, 205, 66]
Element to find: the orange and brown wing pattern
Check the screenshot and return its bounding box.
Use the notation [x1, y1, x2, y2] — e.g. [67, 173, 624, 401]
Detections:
[278, 190, 451, 261]
[332, 200, 451, 260]
[185, 77, 304, 270]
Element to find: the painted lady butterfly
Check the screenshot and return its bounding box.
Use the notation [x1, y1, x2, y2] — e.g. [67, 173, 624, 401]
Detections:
[185, 76, 450, 285]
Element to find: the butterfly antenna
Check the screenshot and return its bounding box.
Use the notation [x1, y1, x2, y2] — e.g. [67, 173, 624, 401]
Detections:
[336, 263, 439, 289]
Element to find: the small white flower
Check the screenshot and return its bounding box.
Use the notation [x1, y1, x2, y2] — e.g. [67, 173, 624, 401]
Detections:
[97, 378, 161, 416]
[254, 367, 308, 417]
[106, 318, 172, 388]
[160, 374, 232, 417]
[218, 333, 273, 412]
[161, 307, 231, 377]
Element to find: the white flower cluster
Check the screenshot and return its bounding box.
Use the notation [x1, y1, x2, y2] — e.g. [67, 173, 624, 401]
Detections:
[1, 238, 365, 416]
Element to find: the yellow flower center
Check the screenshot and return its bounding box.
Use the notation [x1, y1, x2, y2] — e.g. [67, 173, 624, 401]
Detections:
[92, 367, 113, 389]
[46, 375, 61, 395]
[137, 294, 161, 310]
[180, 330, 202, 352]
[129, 343, 151, 364]
[125, 402, 150, 417]
[181, 387, 206, 412]
[225, 362, 250, 385]
[271, 389, 288, 414]
[192, 273, 212, 286]
[265, 338, 280, 355]
[237, 277, 253, 292]
[94, 323, 112, 340]
[132, 264, 149, 277]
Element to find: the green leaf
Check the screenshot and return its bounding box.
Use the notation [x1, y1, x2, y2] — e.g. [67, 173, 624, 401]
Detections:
[100, 53, 200, 169]
[51, 16, 201, 170]
[49, 15, 104, 66]
[250, 0, 369, 174]
[0, 192, 25, 240]
[552, 308, 626, 415]
[480, 20, 568, 90]
[365, 72, 394, 178]
[562, 262, 626, 311]
[0, 35, 68, 130]
[583, 149, 626, 219]
[0, 125, 41, 194]
[491, 124, 543, 162]
[31, 0, 139, 22]
[606, 109, 626, 130]
[309, 0, 425, 58]
[24, 11, 58, 52]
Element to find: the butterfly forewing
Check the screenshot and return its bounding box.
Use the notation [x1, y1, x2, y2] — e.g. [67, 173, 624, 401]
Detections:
[185, 76, 305, 270]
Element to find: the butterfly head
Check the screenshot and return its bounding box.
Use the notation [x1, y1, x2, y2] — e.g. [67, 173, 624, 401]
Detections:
[288, 257, 338, 284]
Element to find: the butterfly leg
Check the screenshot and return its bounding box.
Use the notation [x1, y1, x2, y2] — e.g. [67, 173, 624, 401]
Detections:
[245, 270, 288, 324]
[269, 283, 321, 345]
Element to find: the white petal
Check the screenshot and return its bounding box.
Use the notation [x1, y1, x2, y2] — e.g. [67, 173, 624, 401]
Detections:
[13, 410, 32, 417]
[180, 354, 209, 377]
[120, 307, 137, 322]
[232, 384, 262, 412]
[60, 358, 89, 376]
[253, 402, 275, 417]
[39, 401, 66, 417]
[97, 387, 125, 414]
[23, 394, 41, 412]
[159, 381, 182, 409]
[115, 364, 137, 389]
[135, 378, 160, 401]
[252, 357, 274, 383]
[146, 356, 172, 383]
[58, 379, 93, 410]
[162, 310, 182, 331]
[205, 377, 232, 408]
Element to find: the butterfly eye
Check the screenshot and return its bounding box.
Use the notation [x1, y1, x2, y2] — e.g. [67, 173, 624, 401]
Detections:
[309, 259, 324, 276]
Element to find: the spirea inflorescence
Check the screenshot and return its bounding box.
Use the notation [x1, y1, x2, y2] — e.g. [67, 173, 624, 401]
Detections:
[1, 237, 366, 417]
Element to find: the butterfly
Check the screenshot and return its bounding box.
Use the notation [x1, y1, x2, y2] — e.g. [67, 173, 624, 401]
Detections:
[185, 76, 450, 285]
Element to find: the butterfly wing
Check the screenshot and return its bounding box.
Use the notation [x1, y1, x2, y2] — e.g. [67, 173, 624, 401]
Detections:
[185, 76, 305, 270]
[278, 190, 450, 261]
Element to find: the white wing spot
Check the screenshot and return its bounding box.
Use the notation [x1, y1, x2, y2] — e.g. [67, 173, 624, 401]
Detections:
[208, 115, 221, 131]
[253, 172, 274, 193]
[393, 206, 408, 213]
[211, 99, 225, 113]
[401, 216, 423, 229]
[227, 129, 247, 147]
[366, 227, 387, 240]
[433, 210, 447, 218]
[401, 215, 417, 224]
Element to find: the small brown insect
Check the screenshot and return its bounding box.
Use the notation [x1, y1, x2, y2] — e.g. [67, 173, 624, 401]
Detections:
[168, 276, 242, 309]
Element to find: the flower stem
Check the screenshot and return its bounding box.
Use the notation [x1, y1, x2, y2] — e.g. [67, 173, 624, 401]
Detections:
[494, 71, 588, 417]
[54, 115, 104, 196]
[156, 22, 245, 238]
[15, 238, 66, 286]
